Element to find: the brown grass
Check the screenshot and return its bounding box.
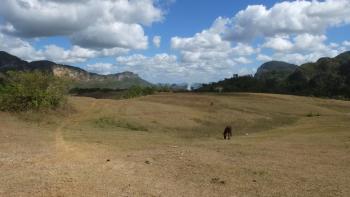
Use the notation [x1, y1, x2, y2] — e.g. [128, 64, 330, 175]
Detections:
[0, 93, 349, 196]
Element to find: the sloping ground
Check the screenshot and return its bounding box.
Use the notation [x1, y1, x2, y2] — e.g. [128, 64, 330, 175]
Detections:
[0, 93, 349, 196]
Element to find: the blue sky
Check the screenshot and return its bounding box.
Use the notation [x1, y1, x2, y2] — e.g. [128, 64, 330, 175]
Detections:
[0, 0, 350, 83]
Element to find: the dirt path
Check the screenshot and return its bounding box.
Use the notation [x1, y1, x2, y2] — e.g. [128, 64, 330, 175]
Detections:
[54, 100, 97, 154]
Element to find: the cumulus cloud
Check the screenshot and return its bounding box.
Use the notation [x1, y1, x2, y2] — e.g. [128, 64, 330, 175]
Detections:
[86, 63, 116, 75]
[231, 43, 256, 56]
[71, 22, 148, 50]
[116, 53, 189, 82]
[256, 54, 273, 62]
[116, 53, 179, 73]
[171, 17, 229, 52]
[0, 32, 41, 61]
[0, 0, 163, 49]
[117, 53, 224, 83]
[115, 51, 253, 83]
[263, 36, 294, 51]
[343, 41, 350, 47]
[41, 45, 97, 64]
[260, 33, 343, 64]
[153, 36, 161, 48]
[170, 17, 254, 74]
[224, 0, 350, 41]
[0, 32, 127, 64]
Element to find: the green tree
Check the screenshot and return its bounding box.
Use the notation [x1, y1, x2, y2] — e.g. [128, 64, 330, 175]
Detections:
[309, 73, 345, 97]
[284, 70, 309, 94]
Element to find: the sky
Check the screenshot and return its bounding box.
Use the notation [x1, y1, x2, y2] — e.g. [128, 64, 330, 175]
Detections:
[0, 0, 350, 84]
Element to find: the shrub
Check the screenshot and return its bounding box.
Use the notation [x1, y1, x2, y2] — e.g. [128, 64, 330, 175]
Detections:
[123, 85, 156, 99]
[306, 112, 321, 117]
[0, 71, 69, 112]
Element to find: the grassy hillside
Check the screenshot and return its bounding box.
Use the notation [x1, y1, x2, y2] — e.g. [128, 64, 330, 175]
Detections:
[0, 93, 349, 196]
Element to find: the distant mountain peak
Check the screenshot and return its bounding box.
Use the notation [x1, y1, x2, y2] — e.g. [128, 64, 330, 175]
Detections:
[337, 51, 350, 57]
[255, 61, 298, 81]
[258, 61, 297, 69]
[0, 51, 28, 69]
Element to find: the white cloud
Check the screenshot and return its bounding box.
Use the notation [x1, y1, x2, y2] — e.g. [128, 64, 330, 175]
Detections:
[329, 43, 339, 48]
[86, 63, 116, 75]
[263, 35, 293, 51]
[116, 53, 190, 82]
[343, 41, 350, 47]
[169, 17, 254, 80]
[231, 43, 256, 56]
[293, 34, 328, 52]
[108, 0, 163, 26]
[256, 50, 342, 65]
[234, 57, 252, 65]
[224, 0, 350, 41]
[263, 34, 329, 53]
[171, 17, 230, 52]
[153, 36, 161, 48]
[41, 45, 97, 64]
[260, 33, 343, 65]
[71, 22, 148, 50]
[0, 0, 163, 50]
[115, 51, 255, 83]
[0, 32, 39, 60]
[117, 53, 179, 71]
[256, 54, 272, 62]
[0, 32, 128, 64]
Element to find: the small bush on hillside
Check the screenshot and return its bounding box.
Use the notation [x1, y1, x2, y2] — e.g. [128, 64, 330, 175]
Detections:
[306, 112, 321, 117]
[0, 71, 69, 112]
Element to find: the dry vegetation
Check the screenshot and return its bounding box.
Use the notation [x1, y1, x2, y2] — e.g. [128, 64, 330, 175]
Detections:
[0, 93, 349, 196]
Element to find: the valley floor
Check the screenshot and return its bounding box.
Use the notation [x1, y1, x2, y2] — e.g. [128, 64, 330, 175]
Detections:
[0, 93, 350, 197]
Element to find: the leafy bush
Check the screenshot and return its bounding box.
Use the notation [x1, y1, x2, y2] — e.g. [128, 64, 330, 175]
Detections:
[0, 71, 69, 111]
[306, 112, 321, 117]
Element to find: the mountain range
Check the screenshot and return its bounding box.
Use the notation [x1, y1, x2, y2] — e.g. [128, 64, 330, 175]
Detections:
[2, 50, 350, 98]
[0, 51, 151, 89]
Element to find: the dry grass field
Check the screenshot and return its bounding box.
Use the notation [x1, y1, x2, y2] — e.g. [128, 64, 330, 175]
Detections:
[0, 93, 350, 197]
